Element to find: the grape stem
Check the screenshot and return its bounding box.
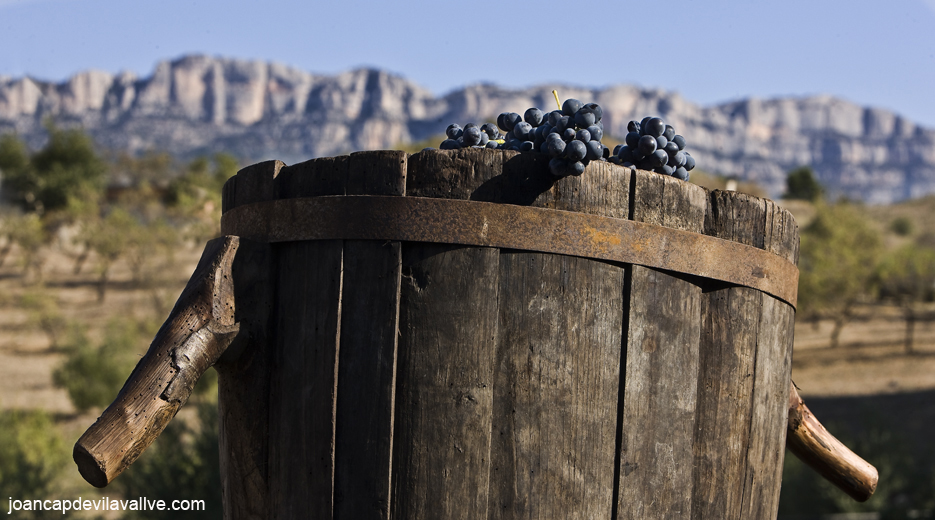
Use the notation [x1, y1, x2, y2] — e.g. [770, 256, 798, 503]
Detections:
[552, 90, 561, 110]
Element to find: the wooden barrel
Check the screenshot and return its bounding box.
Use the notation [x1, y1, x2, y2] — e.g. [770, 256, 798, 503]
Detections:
[216, 149, 798, 519]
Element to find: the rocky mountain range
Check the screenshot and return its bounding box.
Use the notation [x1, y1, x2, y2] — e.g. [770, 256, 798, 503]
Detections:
[2, 54, 934, 203]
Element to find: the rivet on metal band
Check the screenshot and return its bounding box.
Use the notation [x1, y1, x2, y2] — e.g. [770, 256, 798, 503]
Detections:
[221, 195, 799, 308]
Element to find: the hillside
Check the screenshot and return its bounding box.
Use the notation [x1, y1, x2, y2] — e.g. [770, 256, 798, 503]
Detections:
[2, 55, 935, 203]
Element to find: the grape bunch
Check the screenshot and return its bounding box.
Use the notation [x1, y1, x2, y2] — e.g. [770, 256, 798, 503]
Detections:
[610, 116, 695, 181]
[439, 96, 610, 179]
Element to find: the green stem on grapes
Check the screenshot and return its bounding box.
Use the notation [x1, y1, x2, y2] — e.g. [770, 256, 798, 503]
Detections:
[552, 90, 561, 110]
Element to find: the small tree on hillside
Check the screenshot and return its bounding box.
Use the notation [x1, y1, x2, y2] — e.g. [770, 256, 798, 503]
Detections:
[797, 202, 883, 347]
[785, 166, 823, 202]
[877, 244, 935, 353]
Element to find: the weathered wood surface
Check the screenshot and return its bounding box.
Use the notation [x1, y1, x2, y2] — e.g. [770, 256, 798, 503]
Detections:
[786, 382, 878, 502]
[333, 151, 406, 519]
[74, 235, 245, 488]
[691, 191, 794, 518]
[267, 156, 348, 519]
[617, 172, 707, 518]
[392, 150, 502, 519]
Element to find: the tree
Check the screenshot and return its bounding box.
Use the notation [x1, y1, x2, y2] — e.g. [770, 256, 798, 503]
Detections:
[876, 244, 935, 353]
[797, 202, 883, 347]
[785, 166, 823, 201]
[0, 410, 68, 519]
[80, 207, 139, 302]
[0, 124, 105, 215]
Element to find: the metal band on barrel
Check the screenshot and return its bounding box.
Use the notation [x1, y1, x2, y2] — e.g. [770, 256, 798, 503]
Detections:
[221, 195, 799, 307]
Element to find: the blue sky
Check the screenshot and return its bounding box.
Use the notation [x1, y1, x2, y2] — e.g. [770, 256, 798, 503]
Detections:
[2, 0, 934, 127]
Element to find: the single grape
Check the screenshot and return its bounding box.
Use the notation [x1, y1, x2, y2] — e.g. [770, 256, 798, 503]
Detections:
[674, 151, 686, 167]
[628, 120, 641, 133]
[479, 132, 489, 146]
[481, 123, 499, 140]
[655, 135, 668, 150]
[661, 164, 676, 176]
[486, 141, 499, 149]
[586, 140, 603, 160]
[446, 124, 463, 139]
[548, 110, 564, 127]
[501, 112, 522, 132]
[663, 125, 676, 141]
[565, 140, 587, 161]
[618, 145, 633, 163]
[547, 137, 566, 156]
[520, 141, 535, 151]
[674, 167, 689, 181]
[576, 129, 591, 142]
[652, 149, 669, 168]
[513, 122, 533, 141]
[440, 139, 461, 150]
[684, 153, 695, 171]
[557, 115, 572, 132]
[638, 135, 657, 155]
[672, 135, 686, 150]
[608, 156, 622, 165]
[463, 126, 482, 146]
[602, 144, 610, 159]
[563, 128, 577, 142]
[587, 124, 603, 142]
[570, 160, 586, 176]
[525, 107, 544, 127]
[613, 144, 622, 155]
[664, 141, 679, 157]
[574, 107, 596, 128]
[549, 157, 573, 178]
[562, 98, 583, 116]
[585, 102, 603, 121]
[646, 117, 666, 137]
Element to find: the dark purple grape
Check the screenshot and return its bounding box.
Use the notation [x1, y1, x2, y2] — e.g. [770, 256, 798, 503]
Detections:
[602, 144, 610, 159]
[673, 135, 686, 150]
[513, 122, 533, 141]
[565, 140, 587, 161]
[646, 117, 666, 137]
[574, 108, 596, 128]
[547, 136, 566, 156]
[626, 131, 641, 149]
[446, 124, 462, 139]
[628, 120, 641, 133]
[638, 135, 657, 155]
[613, 144, 622, 155]
[674, 167, 689, 181]
[556, 116, 572, 132]
[576, 129, 591, 142]
[652, 149, 668, 167]
[655, 135, 668, 150]
[481, 123, 499, 139]
[440, 139, 461, 150]
[585, 102, 603, 122]
[548, 110, 563, 127]
[663, 125, 676, 141]
[674, 151, 686, 167]
[463, 126, 482, 146]
[664, 141, 679, 156]
[501, 112, 522, 132]
[587, 124, 603, 142]
[570, 160, 586, 176]
[661, 164, 676, 176]
[487, 141, 500, 149]
[684, 153, 695, 171]
[562, 98, 583, 116]
[585, 140, 603, 160]
[520, 141, 535, 151]
[525, 108, 544, 126]
[617, 145, 633, 162]
[608, 156, 621, 165]
[479, 132, 489, 146]
[563, 128, 577, 141]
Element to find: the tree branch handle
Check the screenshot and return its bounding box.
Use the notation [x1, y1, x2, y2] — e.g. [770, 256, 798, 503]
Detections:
[786, 381, 879, 502]
[74, 236, 247, 488]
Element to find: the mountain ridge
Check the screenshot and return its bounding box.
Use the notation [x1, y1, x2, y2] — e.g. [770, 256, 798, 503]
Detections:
[2, 54, 934, 203]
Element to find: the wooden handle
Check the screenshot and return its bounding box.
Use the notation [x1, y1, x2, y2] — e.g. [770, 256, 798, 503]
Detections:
[74, 236, 247, 488]
[786, 381, 879, 502]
